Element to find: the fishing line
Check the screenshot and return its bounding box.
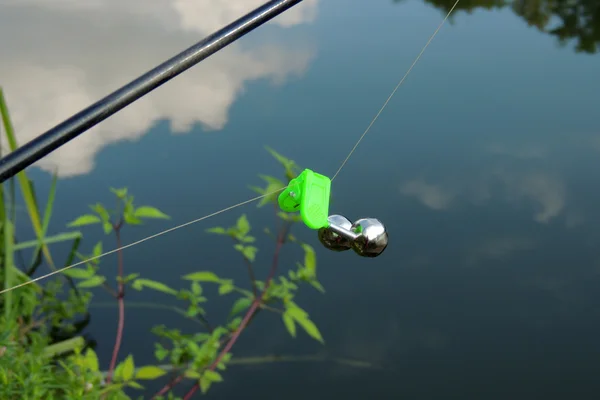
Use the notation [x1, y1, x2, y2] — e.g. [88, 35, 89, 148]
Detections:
[331, 0, 461, 182]
[0, 1, 460, 295]
[0, 190, 284, 294]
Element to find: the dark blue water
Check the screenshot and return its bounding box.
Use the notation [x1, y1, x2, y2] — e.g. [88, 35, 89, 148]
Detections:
[3, 0, 600, 398]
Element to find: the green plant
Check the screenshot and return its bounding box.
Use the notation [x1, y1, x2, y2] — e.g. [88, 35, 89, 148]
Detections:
[60, 147, 326, 399]
[0, 87, 374, 399]
[0, 88, 331, 400]
[0, 88, 113, 399]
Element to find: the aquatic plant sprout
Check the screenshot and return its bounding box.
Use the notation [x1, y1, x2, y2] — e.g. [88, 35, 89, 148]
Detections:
[0, 0, 460, 295]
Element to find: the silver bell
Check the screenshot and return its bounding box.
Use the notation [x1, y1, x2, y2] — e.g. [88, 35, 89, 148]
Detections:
[318, 214, 353, 252]
[350, 218, 388, 258]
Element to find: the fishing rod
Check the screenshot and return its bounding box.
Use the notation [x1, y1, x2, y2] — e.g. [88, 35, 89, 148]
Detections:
[0, 0, 304, 184]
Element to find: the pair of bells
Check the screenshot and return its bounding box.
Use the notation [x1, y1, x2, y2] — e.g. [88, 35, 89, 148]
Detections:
[318, 215, 388, 257]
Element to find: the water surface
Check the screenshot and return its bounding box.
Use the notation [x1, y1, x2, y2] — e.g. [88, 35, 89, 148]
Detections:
[2, 0, 600, 398]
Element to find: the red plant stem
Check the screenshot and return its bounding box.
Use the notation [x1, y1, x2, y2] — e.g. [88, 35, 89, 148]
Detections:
[182, 383, 198, 400]
[182, 223, 289, 400]
[105, 226, 126, 385]
[152, 374, 185, 399]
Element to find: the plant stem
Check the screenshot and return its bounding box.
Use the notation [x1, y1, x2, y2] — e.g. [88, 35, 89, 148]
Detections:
[198, 314, 213, 333]
[105, 225, 125, 385]
[244, 257, 258, 298]
[232, 237, 258, 298]
[259, 304, 283, 314]
[152, 374, 184, 399]
[182, 222, 290, 399]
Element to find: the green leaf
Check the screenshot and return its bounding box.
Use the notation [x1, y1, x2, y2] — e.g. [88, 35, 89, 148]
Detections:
[244, 246, 258, 261]
[199, 376, 212, 394]
[285, 302, 308, 316]
[282, 312, 296, 337]
[229, 297, 252, 318]
[93, 241, 103, 257]
[122, 355, 135, 381]
[227, 317, 242, 331]
[84, 349, 99, 371]
[218, 283, 234, 295]
[103, 221, 113, 234]
[239, 236, 255, 243]
[135, 366, 167, 380]
[111, 187, 128, 199]
[250, 175, 286, 207]
[182, 271, 221, 283]
[127, 381, 144, 390]
[91, 203, 111, 222]
[204, 370, 223, 382]
[302, 244, 316, 275]
[310, 280, 326, 294]
[111, 392, 131, 400]
[234, 245, 258, 262]
[131, 279, 177, 295]
[191, 281, 202, 296]
[154, 345, 169, 362]
[265, 146, 299, 180]
[67, 214, 101, 227]
[236, 214, 250, 237]
[62, 267, 94, 279]
[199, 369, 223, 394]
[120, 273, 140, 284]
[217, 352, 233, 370]
[206, 227, 226, 234]
[77, 275, 106, 288]
[184, 369, 201, 379]
[290, 313, 323, 344]
[185, 304, 204, 318]
[134, 206, 170, 220]
[124, 212, 142, 225]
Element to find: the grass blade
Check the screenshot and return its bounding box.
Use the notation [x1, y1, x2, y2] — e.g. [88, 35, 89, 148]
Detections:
[42, 172, 58, 234]
[13, 231, 83, 251]
[42, 336, 85, 358]
[0, 87, 56, 271]
[3, 219, 14, 319]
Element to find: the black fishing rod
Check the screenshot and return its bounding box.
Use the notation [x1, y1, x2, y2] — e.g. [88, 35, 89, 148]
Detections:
[0, 0, 303, 183]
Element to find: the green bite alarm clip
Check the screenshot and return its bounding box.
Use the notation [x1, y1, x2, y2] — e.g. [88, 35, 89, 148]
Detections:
[277, 168, 389, 258]
[278, 169, 331, 230]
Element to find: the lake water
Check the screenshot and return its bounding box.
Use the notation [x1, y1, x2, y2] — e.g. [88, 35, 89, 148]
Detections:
[3, 0, 600, 398]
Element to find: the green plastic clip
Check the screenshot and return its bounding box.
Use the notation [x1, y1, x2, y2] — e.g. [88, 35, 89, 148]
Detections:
[278, 169, 331, 230]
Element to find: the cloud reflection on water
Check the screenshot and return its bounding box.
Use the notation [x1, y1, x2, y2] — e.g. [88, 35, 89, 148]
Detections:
[400, 154, 568, 225]
[0, 0, 318, 177]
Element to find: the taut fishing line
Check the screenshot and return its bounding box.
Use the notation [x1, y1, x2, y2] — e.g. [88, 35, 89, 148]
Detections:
[0, 0, 460, 295]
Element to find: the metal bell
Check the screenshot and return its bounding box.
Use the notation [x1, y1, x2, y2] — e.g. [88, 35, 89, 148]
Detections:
[318, 215, 388, 258]
[350, 218, 388, 258]
[318, 214, 353, 252]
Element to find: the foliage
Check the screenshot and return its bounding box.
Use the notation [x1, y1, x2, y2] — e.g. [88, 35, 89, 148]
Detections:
[394, 0, 600, 54]
[0, 87, 327, 399]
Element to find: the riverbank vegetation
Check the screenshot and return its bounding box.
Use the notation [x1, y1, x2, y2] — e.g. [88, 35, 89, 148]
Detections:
[0, 88, 339, 399]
